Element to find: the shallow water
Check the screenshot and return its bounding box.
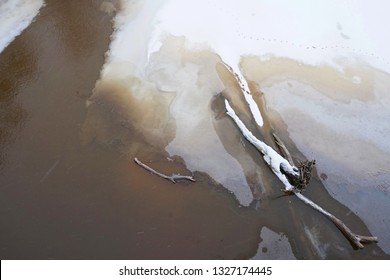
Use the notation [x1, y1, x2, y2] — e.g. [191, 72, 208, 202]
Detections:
[0, 0, 389, 259]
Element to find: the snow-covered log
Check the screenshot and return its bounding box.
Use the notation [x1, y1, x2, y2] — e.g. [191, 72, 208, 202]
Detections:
[224, 97, 378, 249]
[222, 62, 264, 127]
[225, 99, 299, 192]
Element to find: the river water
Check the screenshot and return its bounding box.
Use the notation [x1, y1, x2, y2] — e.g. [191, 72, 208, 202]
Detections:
[0, 0, 389, 259]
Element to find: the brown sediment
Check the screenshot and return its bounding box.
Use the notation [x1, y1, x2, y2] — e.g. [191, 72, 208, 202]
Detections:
[82, 79, 175, 157]
[241, 56, 379, 103]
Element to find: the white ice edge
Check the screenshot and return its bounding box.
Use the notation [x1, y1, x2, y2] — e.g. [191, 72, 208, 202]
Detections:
[222, 62, 264, 127]
[0, 0, 45, 54]
[225, 99, 297, 191]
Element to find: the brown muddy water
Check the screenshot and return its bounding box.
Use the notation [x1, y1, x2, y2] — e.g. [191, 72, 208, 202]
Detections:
[0, 0, 388, 259]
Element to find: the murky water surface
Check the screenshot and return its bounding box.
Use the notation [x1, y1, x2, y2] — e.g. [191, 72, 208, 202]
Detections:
[0, 0, 389, 259]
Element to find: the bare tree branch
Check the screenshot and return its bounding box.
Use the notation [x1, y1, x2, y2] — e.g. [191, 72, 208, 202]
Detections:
[272, 133, 294, 166]
[295, 192, 378, 249]
[134, 157, 195, 184]
[273, 132, 377, 248]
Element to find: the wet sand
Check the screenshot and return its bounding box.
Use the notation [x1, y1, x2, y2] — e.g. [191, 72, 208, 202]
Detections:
[0, 0, 389, 259]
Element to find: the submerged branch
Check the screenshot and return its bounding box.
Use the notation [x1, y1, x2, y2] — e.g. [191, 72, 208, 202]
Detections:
[295, 193, 378, 249]
[274, 132, 377, 248]
[134, 158, 195, 184]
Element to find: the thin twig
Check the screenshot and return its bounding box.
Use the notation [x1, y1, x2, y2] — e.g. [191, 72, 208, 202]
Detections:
[273, 133, 294, 166]
[134, 158, 195, 184]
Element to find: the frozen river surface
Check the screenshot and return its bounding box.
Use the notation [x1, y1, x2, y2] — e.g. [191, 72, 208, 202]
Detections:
[0, 0, 389, 259]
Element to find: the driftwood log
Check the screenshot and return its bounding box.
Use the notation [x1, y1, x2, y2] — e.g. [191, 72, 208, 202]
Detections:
[134, 157, 195, 184]
[273, 131, 378, 248]
[225, 98, 378, 249]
